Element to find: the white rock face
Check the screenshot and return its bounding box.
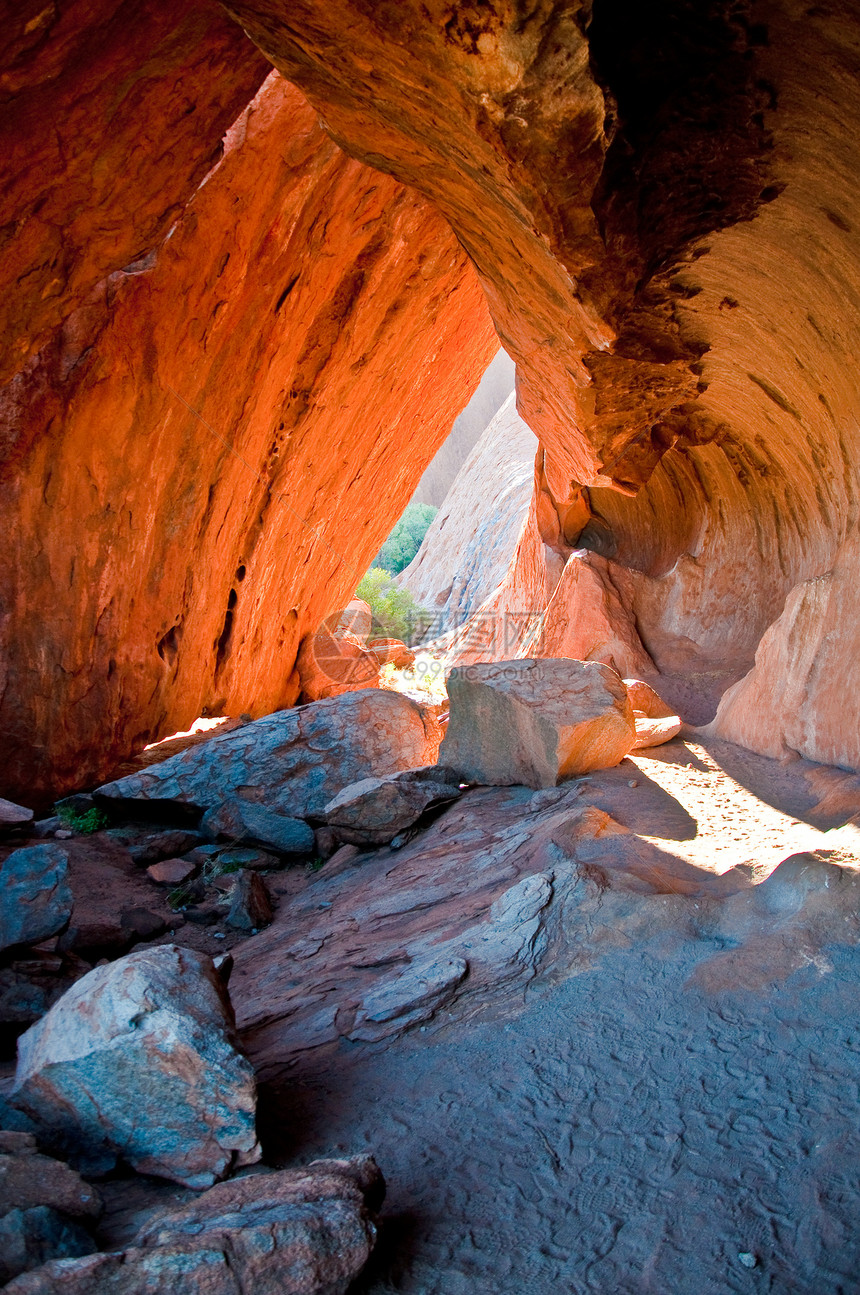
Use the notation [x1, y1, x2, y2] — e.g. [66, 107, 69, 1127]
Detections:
[398, 393, 537, 636]
[440, 659, 636, 788]
[710, 526, 860, 771]
[409, 348, 516, 507]
[10, 945, 260, 1188]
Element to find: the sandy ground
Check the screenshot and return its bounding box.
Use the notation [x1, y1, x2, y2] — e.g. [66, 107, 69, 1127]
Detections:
[262, 737, 860, 1295]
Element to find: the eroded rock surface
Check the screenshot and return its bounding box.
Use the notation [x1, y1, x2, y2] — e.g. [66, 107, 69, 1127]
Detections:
[9, 945, 260, 1187]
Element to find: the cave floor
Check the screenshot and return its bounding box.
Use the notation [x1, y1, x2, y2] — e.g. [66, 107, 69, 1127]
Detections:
[96, 735, 860, 1293]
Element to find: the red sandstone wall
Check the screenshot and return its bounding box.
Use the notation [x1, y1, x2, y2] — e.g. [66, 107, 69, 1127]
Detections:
[0, 72, 496, 799]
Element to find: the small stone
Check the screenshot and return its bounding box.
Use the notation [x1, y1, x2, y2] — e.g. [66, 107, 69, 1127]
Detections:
[146, 858, 197, 885]
[0, 797, 35, 832]
[226, 871, 273, 932]
[738, 1252, 757, 1268]
[127, 829, 201, 865]
[118, 908, 166, 942]
[54, 829, 73, 840]
[214, 846, 280, 872]
[628, 779, 638, 788]
[183, 906, 220, 925]
[31, 817, 60, 838]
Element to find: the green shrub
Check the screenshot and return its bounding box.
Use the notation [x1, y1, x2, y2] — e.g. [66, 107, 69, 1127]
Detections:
[56, 805, 108, 834]
[355, 568, 432, 644]
[371, 501, 437, 575]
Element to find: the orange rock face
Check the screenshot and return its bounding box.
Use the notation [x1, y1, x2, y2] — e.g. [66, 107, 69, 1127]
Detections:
[0, 0, 271, 384]
[0, 71, 496, 800]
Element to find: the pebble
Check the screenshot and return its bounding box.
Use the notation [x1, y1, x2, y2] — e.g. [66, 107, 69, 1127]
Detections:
[628, 780, 638, 788]
[738, 1252, 757, 1268]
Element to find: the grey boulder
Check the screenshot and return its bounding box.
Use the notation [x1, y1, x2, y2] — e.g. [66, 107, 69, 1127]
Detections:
[201, 800, 315, 855]
[0, 798, 34, 834]
[0, 845, 73, 955]
[8, 944, 260, 1188]
[322, 768, 462, 846]
[95, 689, 435, 818]
[3, 1156, 384, 1295]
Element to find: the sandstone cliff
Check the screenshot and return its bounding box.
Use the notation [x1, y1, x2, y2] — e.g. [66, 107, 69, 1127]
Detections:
[224, 0, 860, 772]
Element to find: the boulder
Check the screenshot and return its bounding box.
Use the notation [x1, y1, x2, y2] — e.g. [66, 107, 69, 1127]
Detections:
[334, 599, 373, 641]
[0, 846, 73, 955]
[0, 1132, 101, 1285]
[297, 626, 381, 703]
[322, 769, 462, 846]
[0, 799, 34, 834]
[2, 1156, 383, 1295]
[367, 638, 416, 669]
[96, 690, 439, 819]
[201, 801, 315, 856]
[146, 858, 198, 885]
[439, 659, 636, 789]
[9, 945, 260, 1188]
[0, 952, 91, 1030]
[211, 846, 281, 872]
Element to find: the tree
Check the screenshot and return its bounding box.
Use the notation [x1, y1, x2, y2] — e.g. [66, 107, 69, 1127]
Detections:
[355, 568, 432, 644]
[371, 502, 437, 575]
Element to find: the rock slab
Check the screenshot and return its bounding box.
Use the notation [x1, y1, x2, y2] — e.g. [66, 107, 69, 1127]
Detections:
[3, 1156, 383, 1295]
[0, 845, 73, 955]
[96, 690, 437, 819]
[440, 659, 636, 788]
[9, 945, 260, 1188]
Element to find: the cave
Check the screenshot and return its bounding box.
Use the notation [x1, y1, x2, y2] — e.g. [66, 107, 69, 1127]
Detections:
[2, 1, 860, 1290]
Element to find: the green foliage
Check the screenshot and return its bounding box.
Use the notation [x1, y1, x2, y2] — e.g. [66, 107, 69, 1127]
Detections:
[371, 502, 437, 575]
[355, 568, 432, 644]
[56, 805, 108, 834]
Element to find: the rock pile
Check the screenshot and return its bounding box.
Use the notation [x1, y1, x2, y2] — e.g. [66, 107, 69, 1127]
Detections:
[0, 1131, 101, 1285]
[3, 1156, 383, 1295]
